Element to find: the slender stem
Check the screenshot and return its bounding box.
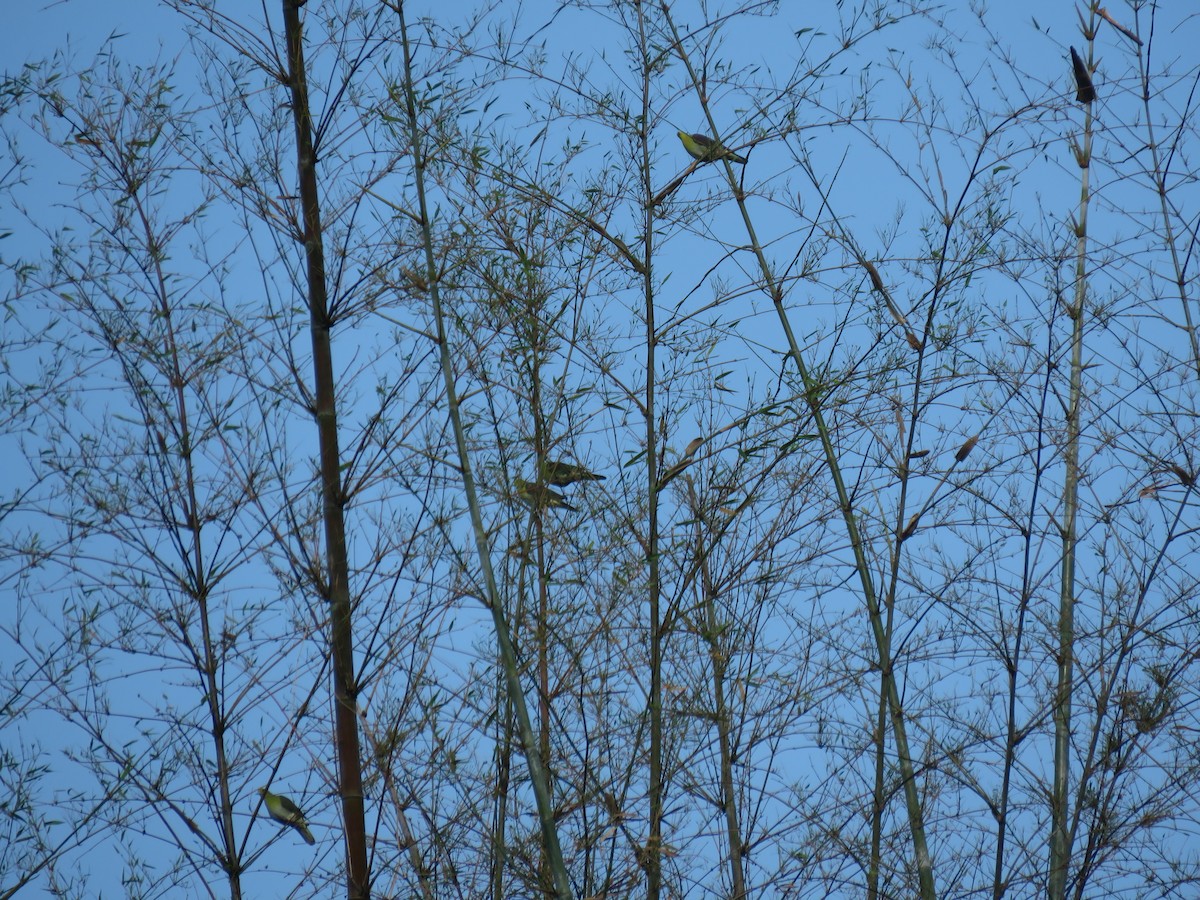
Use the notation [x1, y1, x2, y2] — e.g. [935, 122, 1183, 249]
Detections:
[661, 6, 936, 896]
[868, 686, 886, 900]
[994, 351, 1054, 899]
[280, 3, 370, 895]
[1135, 34, 1200, 375]
[695, 520, 746, 899]
[1048, 34, 1095, 900]
[392, 5, 571, 897]
[633, 6, 664, 897]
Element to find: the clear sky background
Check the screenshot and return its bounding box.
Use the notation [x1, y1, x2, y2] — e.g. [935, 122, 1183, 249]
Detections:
[3, 1, 1198, 897]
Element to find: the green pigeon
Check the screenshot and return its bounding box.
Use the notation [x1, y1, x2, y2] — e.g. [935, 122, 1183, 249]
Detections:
[515, 477, 576, 511]
[257, 787, 315, 845]
[541, 460, 606, 486]
[676, 130, 747, 165]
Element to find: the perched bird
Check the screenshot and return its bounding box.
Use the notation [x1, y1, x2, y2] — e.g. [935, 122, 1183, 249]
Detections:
[657, 436, 705, 493]
[1069, 47, 1096, 104]
[541, 460, 606, 486]
[515, 477, 576, 511]
[677, 130, 747, 165]
[257, 787, 315, 845]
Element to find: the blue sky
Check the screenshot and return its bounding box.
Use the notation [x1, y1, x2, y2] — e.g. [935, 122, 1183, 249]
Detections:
[4, 1, 1199, 897]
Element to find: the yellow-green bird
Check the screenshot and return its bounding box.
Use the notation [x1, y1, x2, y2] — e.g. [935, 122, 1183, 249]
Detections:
[541, 460, 606, 486]
[257, 787, 315, 845]
[677, 130, 747, 165]
[515, 477, 576, 511]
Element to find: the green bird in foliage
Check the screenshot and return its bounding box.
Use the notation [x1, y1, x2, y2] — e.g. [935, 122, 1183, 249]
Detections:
[541, 460, 606, 486]
[676, 130, 747, 165]
[515, 477, 576, 511]
[257, 787, 315, 845]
